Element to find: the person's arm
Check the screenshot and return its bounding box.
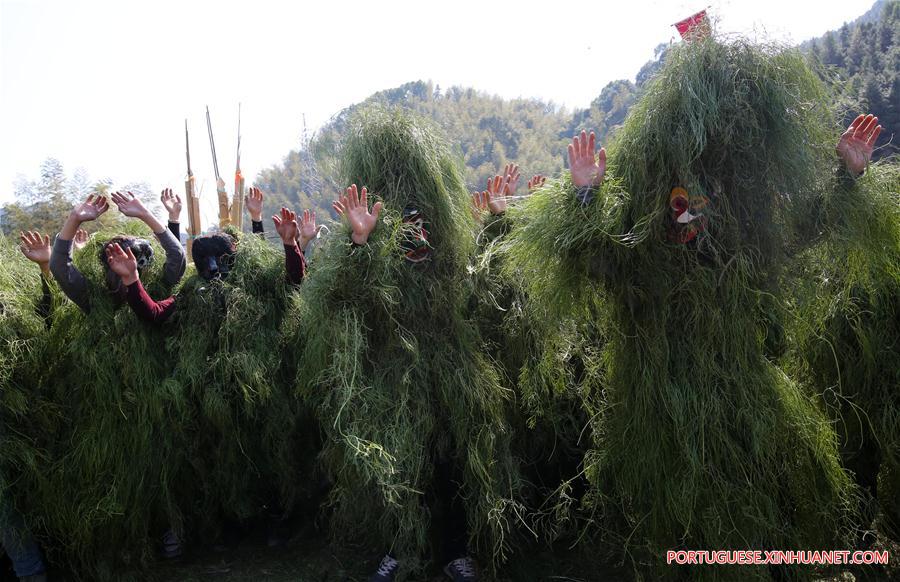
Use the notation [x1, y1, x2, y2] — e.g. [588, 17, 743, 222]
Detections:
[50, 194, 109, 312]
[246, 186, 265, 236]
[161, 188, 182, 240]
[273, 206, 308, 285]
[105, 242, 178, 323]
[111, 191, 186, 285]
[126, 280, 177, 323]
[156, 228, 186, 286]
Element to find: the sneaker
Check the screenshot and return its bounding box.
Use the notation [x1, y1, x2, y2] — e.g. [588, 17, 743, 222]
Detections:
[367, 554, 400, 582]
[19, 575, 47, 582]
[161, 528, 183, 559]
[444, 556, 478, 582]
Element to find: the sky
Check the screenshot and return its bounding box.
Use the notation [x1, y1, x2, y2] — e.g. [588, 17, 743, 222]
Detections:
[0, 0, 877, 222]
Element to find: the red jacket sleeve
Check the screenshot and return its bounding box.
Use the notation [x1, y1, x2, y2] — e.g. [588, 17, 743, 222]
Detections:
[126, 280, 177, 324]
[284, 244, 307, 286]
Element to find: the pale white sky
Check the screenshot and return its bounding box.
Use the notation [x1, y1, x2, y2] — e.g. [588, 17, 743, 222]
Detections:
[0, 0, 876, 222]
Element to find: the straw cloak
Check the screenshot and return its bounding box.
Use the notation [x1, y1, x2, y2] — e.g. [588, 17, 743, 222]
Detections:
[290, 108, 521, 569]
[505, 39, 856, 579]
[161, 230, 317, 538]
[9, 224, 186, 580]
[0, 236, 56, 549]
[470, 211, 593, 540]
[789, 162, 900, 542]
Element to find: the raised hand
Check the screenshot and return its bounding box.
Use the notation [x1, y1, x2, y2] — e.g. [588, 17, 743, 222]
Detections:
[73, 228, 90, 251]
[245, 186, 264, 222]
[105, 243, 139, 286]
[272, 207, 300, 246]
[472, 190, 490, 216]
[111, 191, 150, 220]
[70, 194, 110, 224]
[568, 130, 606, 189]
[298, 209, 319, 250]
[19, 230, 52, 271]
[160, 188, 182, 222]
[837, 113, 882, 176]
[501, 163, 521, 196]
[527, 174, 546, 192]
[333, 184, 382, 245]
[484, 171, 514, 215]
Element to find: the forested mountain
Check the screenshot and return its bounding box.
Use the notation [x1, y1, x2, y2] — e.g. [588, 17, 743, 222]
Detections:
[255, 1, 898, 221]
[807, 0, 899, 151]
[3, 2, 896, 235]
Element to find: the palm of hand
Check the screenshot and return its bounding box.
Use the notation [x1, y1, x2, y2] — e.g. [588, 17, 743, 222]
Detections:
[117, 199, 146, 218]
[571, 155, 604, 188]
[487, 194, 507, 214]
[300, 221, 317, 240]
[109, 255, 136, 278]
[836, 135, 871, 175]
[23, 245, 50, 264]
[347, 206, 376, 237]
[164, 199, 181, 214]
[75, 203, 103, 221]
[246, 198, 263, 216]
[278, 221, 299, 242]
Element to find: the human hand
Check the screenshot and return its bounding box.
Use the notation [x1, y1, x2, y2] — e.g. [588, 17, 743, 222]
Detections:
[272, 207, 300, 246]
[69, 194, 110, 225]
[161, 188, 182, 222]
[500, 163, 520, 196]
[527, 174, 546, 192]
[73, 228, 90, 251]
[105, 243, 139, 286]
[110, 191, 151, 220]
[568, 130, 606, 188]
[332, 184, 382, 245]
[298, 209, 319, 250]
[837, 114, 882, 176]
[19, 230, 51, 270]
[245, 186, 264, 222]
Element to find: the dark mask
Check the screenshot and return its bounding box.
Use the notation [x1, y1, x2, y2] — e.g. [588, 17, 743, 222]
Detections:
[99, 236, 154, 296]
[100, 236, 155, 270]
[401, 206, 431, 263]
[192, 234, 237, 280]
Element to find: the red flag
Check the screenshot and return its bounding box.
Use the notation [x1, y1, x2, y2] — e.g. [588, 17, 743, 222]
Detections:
[674, 9, 710, 41]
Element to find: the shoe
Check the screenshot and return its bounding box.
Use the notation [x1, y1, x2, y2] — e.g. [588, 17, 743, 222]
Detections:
[367, 554, 400, 582]
[443, 556, 478, 582]
[19, 574, 47, 582]
[161, 528, 183, 559]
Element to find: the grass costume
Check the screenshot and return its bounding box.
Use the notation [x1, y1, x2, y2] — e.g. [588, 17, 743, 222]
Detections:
[505, 39, 858, 580]
[291, 108, 521, 577]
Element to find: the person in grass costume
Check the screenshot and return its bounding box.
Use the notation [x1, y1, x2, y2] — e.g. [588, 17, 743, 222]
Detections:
[471, 167, 594, 546]
[0, 235, 57, 582]
[1, 228, 92, 582]
[11, 191, 189, 580]
[107, 189, 320, 549]
[291, 108, 520, 582]
[789, 119, 899, 544]
[505, 38, 864, 580]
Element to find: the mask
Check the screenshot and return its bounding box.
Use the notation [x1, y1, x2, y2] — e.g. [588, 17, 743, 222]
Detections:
[100, 237, 155, 270]
[668, 187, 709, 244]
[401, 206, 431, 263]
[192, 234, 237, 280]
